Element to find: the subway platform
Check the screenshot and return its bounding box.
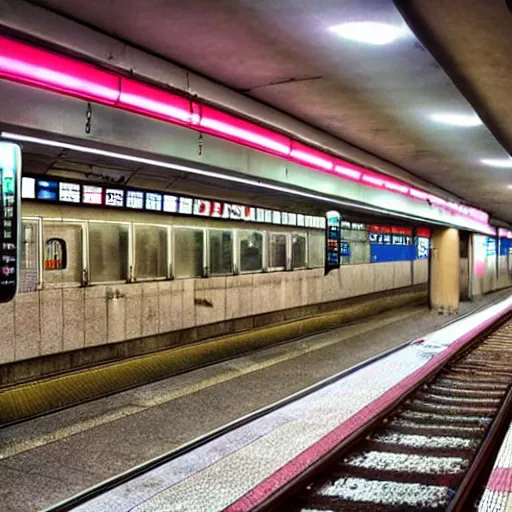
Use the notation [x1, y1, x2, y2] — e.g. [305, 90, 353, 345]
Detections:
[1, 290, 511, 511]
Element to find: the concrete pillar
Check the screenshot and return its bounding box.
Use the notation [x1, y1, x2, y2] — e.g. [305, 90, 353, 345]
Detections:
[430, 228, 460, 314]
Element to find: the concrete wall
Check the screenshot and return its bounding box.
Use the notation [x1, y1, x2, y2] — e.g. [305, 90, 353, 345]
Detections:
[0, 260, 428, 365]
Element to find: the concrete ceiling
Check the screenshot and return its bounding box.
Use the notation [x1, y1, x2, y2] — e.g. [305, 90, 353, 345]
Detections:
[22, 0, 512, 222]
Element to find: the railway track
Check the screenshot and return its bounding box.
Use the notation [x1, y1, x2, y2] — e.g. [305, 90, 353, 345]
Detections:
[272, 320, 512, 512]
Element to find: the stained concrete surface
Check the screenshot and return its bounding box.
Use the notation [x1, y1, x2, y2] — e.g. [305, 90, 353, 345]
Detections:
[0, 290, 510, 511]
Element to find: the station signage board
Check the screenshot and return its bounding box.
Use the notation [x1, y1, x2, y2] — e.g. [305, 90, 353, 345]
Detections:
[0, 142, 20, 303]
[21, 174, 326, 231]
[325, 210, 341, 276]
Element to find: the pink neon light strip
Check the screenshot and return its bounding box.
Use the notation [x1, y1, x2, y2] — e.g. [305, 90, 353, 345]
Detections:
[199, 106, 291, 156]
[0, 34, 491, 226]
[119, 79, 194, 125]
[0, 36, 120, 104]
[334, 164, 361, 181]
[290, 142, 333, 171]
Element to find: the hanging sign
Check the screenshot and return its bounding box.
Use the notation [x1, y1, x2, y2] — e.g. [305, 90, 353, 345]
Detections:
[325, 210, 341, 276]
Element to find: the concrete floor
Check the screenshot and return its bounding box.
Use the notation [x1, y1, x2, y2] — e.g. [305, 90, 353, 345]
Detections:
[1, 290, 510, 512]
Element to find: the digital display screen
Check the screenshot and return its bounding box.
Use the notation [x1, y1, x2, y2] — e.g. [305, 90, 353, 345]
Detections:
[179, 197, 193, 214]
[127, 190, 144, 209]
[325, 211, 341, 275]
[105, 189, 124, 207]
[59, 182, 80, 203]
[0, 142, 20, 303]
[22, 177, 35, 199]
[163, 195, 178, 213]
[37, 180, 59, 201]
[145, 193, 162, 211]
[83, 185, 103, 204]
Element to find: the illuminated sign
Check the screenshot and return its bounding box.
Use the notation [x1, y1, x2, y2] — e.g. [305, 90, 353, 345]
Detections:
[126, 190, 144, 209]
[325, 210, 341, 275]
[21, 177, 35, 199]
[105, 189, 124, 207]
[416, 237, 429, 259]
[83, 185, 102, 204]
[341, 242, 350, 256]
[59, 182, 80, 203]
[145, 192, 162, 211]
[179, 197, 193, 214]
[163, 195, 178, 213]
[21, 174, 326, 230]
[0, 142, 20, 303]
[37, 180, 58, 200]
[194, 199, 211, 216]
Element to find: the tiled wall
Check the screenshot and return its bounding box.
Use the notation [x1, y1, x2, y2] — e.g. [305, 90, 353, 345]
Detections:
[0, 260, 428, 364]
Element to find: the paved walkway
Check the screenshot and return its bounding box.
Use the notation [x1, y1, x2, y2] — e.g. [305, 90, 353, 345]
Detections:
[71, 293, 512, 511]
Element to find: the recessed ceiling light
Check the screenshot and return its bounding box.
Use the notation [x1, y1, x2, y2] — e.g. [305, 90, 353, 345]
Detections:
[481, 158, 512, 168]
[328, 22, 404, 45]
[508, 185, 512, 189]
[429, 113, 482, 127]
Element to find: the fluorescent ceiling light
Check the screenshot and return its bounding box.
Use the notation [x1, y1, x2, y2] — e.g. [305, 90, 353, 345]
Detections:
[481, 158, 512, 168]
[328, 22, 404, 45]
[507, 185, 512, 189]
[429, 113, 482, 127]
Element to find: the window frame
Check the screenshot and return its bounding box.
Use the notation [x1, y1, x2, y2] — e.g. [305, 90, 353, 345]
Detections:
[292, 231, 308, 270]
[42, 218, 87, 288]
[87, 219, 131, 285]
[132, 222, 170, 282]
[307, 230, 325, 269]
[238, 229, 265, 274]
[21, 216, 43, 291]
[172, 226, 206, 279]
[267, 231, 289, 272]
[207, 227, 234, 277]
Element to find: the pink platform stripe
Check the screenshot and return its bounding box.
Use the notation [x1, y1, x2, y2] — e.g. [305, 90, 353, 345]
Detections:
[487, 468, 512, 493]
[225, 304, 512, 511]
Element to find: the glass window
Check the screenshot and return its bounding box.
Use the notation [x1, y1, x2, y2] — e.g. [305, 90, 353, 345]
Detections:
[308, 231, 325, 268]
[20, 220, 39, 293]
[134, 225, 167, 280]
[45, 238, 66, 270]
[292, 233, 307, 269]
[89, 222, 129, 282]
[209, 230, 233, 275]
[239, 231, 263, 272]
[43, 223, 84, 286]
[174, 228, 204, 278]
[341, 228, 370, 265]
[269, 233, 287, 269]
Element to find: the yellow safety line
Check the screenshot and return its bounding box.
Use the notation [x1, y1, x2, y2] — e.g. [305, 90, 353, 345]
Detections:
[0, 290, 425, 428]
